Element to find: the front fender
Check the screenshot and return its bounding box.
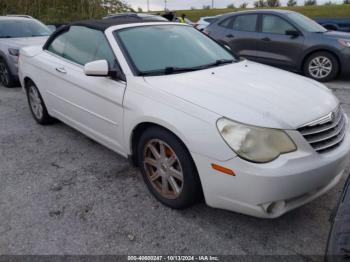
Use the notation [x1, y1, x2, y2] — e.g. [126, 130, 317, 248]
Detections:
[297, 45, 342, 71]
[122, 80, 236, 162]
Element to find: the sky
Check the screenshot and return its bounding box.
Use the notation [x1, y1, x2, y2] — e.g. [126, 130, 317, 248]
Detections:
[126, 0, 342, 11]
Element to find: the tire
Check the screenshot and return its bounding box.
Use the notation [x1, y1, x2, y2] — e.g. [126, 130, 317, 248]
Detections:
[25, 81, 55, 125]
[0, 59, 16, 88]
[137, 126, 202, 209]
[303, 51, 339, 82]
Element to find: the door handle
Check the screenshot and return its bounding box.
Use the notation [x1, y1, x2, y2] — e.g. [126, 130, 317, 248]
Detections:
[226, 34, 234, 38]
[261, 37, 271, 42]
[55, 67, 67, 74]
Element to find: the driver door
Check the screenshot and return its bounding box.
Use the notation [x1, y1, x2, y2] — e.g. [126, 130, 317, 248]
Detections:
[40, 26, 126, 153]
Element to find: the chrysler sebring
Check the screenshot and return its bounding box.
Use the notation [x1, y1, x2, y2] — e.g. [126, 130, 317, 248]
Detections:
[18, 17, 350, 218]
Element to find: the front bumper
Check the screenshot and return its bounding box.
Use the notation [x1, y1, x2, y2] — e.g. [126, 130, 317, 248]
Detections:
[192, 126, 350, 218]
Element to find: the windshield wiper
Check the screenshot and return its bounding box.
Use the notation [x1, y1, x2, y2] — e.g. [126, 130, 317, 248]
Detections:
[164, 66, 202, 74]
[139, 59, 234, 76]
[167, 59, 234, 72]
[211, 59, 234, 67]
[139, 66, 205, 76]
[215, 59, 235, 65]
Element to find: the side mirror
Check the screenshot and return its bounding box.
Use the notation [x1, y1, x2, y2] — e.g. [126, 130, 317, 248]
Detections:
[285, 30, 300, 38]
[84, 60, 109, 77]
[84, 60, 126, 81]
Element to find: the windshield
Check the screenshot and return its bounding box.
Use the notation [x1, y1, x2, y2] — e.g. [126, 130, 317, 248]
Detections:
[287, 13, 327, 33]
[115, 25, 235, 75]
[0, 19, 51, 38]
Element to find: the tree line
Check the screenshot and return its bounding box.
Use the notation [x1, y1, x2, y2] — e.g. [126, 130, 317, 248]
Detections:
[0, 0, 132, 23]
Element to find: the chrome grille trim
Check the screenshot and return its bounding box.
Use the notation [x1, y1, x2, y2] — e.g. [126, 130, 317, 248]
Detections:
[298, 106, 347, 154]
[307, 116, 345, 144]
[313, 124, 346, 152]
[299, 109, 343, 136]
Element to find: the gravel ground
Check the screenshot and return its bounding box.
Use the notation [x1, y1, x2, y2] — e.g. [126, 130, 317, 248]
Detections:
[0, 76, 349, 257]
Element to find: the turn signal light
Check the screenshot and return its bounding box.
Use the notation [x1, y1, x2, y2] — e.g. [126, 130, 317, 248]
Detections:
[212, 164, 235, 176]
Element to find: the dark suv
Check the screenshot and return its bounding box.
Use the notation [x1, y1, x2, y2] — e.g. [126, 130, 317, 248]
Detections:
[206, 10, 350, 82]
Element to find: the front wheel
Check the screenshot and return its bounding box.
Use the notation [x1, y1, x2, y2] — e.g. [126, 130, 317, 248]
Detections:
[137, 127, 202, 209]
[26, 82, 55, 125]
[303, 52, 339, 82]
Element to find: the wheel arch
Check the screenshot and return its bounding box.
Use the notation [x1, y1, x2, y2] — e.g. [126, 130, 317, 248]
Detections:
[129, 120, 204, 199]
[299, 48, 341, 73]
[23, 76, 34, 90]
[129, 121, 191, 167]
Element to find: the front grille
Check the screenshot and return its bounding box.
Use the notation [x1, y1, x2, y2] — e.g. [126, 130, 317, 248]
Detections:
[298, 107, 347, 154]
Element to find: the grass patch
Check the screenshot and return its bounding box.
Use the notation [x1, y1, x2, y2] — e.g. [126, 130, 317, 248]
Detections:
[176, 5, 350, 22]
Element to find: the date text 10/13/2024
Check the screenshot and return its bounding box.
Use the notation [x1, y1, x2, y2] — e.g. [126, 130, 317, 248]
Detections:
[127, 256, 220, 261]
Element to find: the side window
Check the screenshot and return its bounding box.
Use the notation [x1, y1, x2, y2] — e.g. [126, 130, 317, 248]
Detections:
[204, 18, 215, 23]
[47, 26, 115, 67]
[94, 39, 115, 66]
[219, 17, 233, 28]
[63, 26, 115, 66]
[232, 15, 258, 32]
[47, 32, 68, 56]
[262, 15, 296, 35]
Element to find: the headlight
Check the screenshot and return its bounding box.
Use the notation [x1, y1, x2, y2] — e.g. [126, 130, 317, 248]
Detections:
[8, 48, 20, 56]
[217, 118, 296, 163]
[338, 39, 350, 48]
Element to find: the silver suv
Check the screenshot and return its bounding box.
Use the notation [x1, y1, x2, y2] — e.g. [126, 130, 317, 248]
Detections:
[0, 16, 51, 87]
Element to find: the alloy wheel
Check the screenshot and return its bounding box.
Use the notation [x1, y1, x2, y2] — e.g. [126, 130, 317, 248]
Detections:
[0, 62, 9, 86]
[143, 139, 184, 199]
[308, 56, 333, 79]
[28, 85, 43, 120]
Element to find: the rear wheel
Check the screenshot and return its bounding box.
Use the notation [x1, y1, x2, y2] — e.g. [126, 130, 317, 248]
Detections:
[26, 82, 55, 125]
[0, 59, 15, 88]
[137, 127, 202, 209]
[303, 51, 339, 82]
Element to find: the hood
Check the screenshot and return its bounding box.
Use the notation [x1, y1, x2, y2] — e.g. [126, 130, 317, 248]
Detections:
[0, 36, 48, 48]
[319, 30, 350, 40]
[144, 60, 338, 129]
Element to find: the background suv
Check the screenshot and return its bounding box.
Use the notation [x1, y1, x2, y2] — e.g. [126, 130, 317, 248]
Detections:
[206, 10, 350, 82]
[103, 12, 168, 21]
[0, 16, 51, 87]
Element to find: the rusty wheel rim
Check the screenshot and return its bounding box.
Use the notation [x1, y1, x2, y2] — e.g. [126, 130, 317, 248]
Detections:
[143, 139, 184, 199]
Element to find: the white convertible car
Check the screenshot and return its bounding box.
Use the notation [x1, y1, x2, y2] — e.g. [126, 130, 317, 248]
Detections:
[18, 16, 350, 218]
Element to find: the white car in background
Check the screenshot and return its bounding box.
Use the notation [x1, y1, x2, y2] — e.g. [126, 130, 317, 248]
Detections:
[0, 16, 50, 87]
[195, 15, 222, 31]
[18, 17, 350, 218]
